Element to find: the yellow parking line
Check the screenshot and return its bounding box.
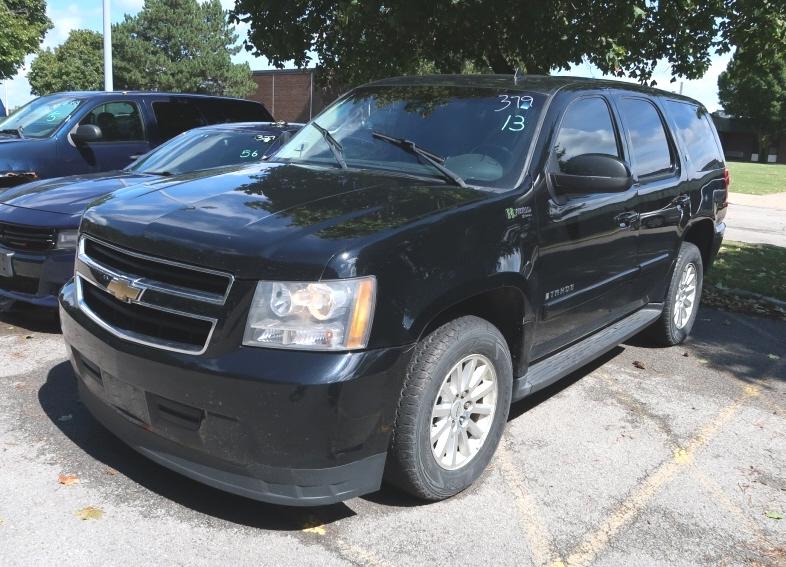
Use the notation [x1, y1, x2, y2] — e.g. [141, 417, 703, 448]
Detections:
[562, 384, 760, 567]
[497, 441, 565, 567]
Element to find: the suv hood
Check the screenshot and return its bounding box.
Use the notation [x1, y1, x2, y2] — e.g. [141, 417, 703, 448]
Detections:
[0, 171, 157, 215]
[81, 162, 487, 279]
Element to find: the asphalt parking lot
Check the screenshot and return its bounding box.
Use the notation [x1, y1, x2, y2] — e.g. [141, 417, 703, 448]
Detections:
[0, 305, 784, 566]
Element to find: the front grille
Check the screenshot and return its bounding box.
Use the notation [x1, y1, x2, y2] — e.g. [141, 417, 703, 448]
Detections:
[83, 238, 231, 300]
[0, 275, 39, 294]
[0, 223, 56, 251]
[81, 283, 213, 350]
[75, 236, 232, 354]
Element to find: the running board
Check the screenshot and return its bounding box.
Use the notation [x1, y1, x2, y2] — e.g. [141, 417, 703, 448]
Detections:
[512, 305, 663, 402]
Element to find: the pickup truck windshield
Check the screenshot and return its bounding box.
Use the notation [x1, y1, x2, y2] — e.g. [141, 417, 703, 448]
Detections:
[0, 94, 83, 138]
[128, 128, 280, 176]
[274, 85, 545, 189]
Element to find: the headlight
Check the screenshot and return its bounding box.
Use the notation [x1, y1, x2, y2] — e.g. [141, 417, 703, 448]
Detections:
[56, 230, 79, 249]
[243, 276, 376, 351]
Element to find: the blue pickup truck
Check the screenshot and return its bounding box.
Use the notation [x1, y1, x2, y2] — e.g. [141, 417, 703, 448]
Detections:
[0, 91, 272, 187]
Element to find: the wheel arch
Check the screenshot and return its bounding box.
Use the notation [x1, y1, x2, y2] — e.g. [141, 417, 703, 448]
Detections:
[682, 218, 715, 269]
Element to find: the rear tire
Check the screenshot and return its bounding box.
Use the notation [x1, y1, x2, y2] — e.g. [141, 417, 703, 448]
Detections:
[385, 316, 512, 501]
[645, 241, 703, 346]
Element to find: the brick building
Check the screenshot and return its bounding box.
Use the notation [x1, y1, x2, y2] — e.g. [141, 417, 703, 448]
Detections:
[249, 69, 337, 123]
[712, 112, 786, 164]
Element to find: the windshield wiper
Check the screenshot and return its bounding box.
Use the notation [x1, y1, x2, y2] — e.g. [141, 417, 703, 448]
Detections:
[311, 122, 347, 169]
[371, 131, 467, 188]
[0, 128, 23, 138]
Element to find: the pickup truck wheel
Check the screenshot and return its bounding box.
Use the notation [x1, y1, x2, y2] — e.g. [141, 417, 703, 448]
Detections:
[385, 316, 512, 501]
[646, 241, 703, 346]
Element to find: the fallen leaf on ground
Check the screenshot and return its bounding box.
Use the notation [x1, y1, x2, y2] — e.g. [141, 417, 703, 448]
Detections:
[633, 360, 646, 370]
[76, 507, 103, 521]
[24, 335, 33, 340]
[682, 352, 690, 357]
[58, 474, 79, 486]
[765, 511, 783, 520]
[105, 467, 118, 476]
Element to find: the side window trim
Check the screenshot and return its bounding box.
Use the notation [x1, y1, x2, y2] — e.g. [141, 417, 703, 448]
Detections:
[615, 95, 680, 184]
[77, 99, 148, 144]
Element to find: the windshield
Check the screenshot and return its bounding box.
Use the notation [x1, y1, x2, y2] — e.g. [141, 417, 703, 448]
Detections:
[274, 85, 545, 188]
[0, 94, 83, 138]
[128, 128, 281, 175]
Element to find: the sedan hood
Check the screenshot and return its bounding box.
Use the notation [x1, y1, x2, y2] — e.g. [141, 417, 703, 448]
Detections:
[81, 162, 488, 279]
[0, 171, 157, 215]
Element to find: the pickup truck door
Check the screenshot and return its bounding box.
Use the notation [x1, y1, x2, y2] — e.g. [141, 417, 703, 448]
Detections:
[61, 100, 151, 174]
[612, 95, 685, 304]
[531, 95, 641, 360]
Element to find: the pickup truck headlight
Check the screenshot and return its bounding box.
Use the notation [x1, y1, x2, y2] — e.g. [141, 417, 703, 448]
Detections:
[243, 276, 376, 351]
[56, 230, 79, 249]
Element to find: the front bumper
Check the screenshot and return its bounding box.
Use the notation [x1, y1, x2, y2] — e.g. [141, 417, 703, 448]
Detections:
[0, 246, 75, 308]
[59, 280, 412, 506]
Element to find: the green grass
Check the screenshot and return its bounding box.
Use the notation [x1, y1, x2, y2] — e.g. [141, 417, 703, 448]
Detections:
[705, 240, 786, 301]
[727, 161, 786, 195]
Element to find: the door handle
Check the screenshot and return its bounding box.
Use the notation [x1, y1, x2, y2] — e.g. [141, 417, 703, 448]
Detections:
[675, 194, 691, 207]
[614, 211, 639, 228]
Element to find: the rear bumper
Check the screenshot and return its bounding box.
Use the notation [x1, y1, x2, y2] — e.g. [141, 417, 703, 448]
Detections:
[709, 221, 725, 270]
[0, 246, 74, 308]
[59, 280, 413, 506]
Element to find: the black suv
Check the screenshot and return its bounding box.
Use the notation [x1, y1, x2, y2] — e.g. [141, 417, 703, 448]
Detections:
[59, 75, 728, 506]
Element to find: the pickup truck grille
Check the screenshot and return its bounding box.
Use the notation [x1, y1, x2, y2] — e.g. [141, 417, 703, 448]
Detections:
[75, 236, 234, 355]
[0, 223, 56, 251]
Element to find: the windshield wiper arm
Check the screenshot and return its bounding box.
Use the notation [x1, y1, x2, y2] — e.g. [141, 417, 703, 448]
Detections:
[371, 131, 468, 188]
[311, 122, 347, 169]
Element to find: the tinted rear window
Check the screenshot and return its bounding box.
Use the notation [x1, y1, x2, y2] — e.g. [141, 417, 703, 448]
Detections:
[618, 98, 673, 178]
[197, 99, 273, 123]
[152, 101, 207, 141]
[665, 101, 724, 171]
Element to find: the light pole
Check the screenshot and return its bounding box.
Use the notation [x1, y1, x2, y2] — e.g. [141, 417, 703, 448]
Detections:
[103, 0, 113, 91]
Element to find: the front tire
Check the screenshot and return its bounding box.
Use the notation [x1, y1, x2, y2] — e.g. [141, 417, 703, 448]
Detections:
[646, 241, 703, 346]
[385, 316, 512, 501]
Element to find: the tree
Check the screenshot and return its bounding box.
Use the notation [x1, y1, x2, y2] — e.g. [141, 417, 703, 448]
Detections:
[28, 30, 104, 95]
[232, 1, 731, 87]
[114, 0, 255, 97]
[231, 0, 786, 90]
[718, 50, 786, 162]
[0, 0, 52, 80]
[28, 0, 255, 98]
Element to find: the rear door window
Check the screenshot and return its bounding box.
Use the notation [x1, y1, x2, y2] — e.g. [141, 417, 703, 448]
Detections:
[80, 101, 145, 142]
[554, 97, 620, 172]
[197, 99, 273, 123]
[665, 101, 724, 171]
[152, 100, 207, 141]
[618, 98, 674, 179]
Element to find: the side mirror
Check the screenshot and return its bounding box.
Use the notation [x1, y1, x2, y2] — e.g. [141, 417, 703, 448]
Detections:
[551, 154, 633, 197]
[72, 124, 103, 144]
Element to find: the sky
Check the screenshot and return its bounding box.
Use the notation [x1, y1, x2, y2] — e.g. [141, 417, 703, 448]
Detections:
[2, 0, 732, 112]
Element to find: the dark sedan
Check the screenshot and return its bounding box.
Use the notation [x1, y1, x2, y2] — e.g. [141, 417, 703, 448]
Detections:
[0, 121, 302, 309]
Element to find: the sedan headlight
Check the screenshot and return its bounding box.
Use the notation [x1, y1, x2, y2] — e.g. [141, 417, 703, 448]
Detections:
[243, 276, 376, 351]
[56, 229, 79, 249]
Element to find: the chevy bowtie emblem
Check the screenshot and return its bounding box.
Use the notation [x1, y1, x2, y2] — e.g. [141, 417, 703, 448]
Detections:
[106, 277, 141, 303]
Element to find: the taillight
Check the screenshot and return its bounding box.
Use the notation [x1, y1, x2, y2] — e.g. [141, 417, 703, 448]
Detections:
[722, 167, 730, 205]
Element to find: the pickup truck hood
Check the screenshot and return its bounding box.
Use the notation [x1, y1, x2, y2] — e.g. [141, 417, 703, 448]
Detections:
[0, 171, 156, 215]
[81, 162, 487, 279]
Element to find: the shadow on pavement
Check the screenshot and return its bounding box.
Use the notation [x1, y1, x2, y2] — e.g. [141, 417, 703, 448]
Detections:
[684, 306, 785, 386]
[38, 361, 357, 530]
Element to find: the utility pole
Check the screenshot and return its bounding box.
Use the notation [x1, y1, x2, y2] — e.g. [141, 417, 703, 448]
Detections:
[103, 0, 113, 91]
